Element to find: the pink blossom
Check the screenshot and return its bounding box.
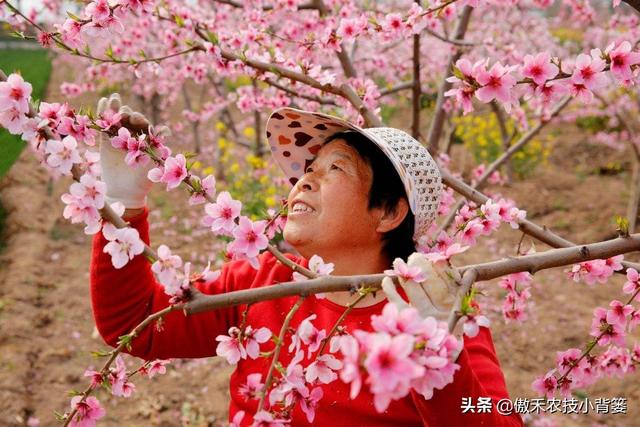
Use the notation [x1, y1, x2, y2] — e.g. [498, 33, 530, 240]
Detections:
[238, 373, 263, 401]
[590, 307, 626, 346]
[109, 356, 135, 397]
[61, 190, 101, 233]
[188, 174, 216, 205]
[371, 303, 425, 335]
[95, 109, 121, 131]
[338, 334, 363, 399]
[216, 326, 245, 364]
[229, 411, 245, 427]
[305, 354, 342, 384]
[462, 314, 491, 337]
[202, 191, 242, 235]
[231, 216, 268, 259]
[85, 0, 111, 25]
[506, 207, 526, 228]
[243, 326, 271, 359]
[0, 105, 28, 134]
[0, 73, 32, 113]
[289, 314, 326, 358]
[364, 333, 424, 411]
[424, 243, 469, 265]
[151, 244, 183, 289]
[623, 267, 640, 297]
[68, 396, 105, 427]
[555, 348, 586, 377]
[460, 219, 484, 245]
[293, 255, 334, 291]
[70, 174, 106, 209]
[39, 102, 68, 129]
[153, 154, 188, 190]
[58, 18, 83, 49]
[83, 369, 103, 389]
[522, 52, 558, 86]
[59, 115, 96, 146]
[532, 371, 557, 399]
[300, 387, 323, 423]
[606, 300, 633, 327]
[384, 257, 427, 283]
[252, 411, 290, 427]
[144, 359, 170, 378]
[475, 62, 517, 105]
[606, 41, 640, 82]
[102, 224, 144, 269]
[571, 51, 608, 91]
[45, 136, 82, 175]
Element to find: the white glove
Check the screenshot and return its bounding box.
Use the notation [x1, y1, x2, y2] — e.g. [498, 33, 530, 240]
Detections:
[97, 93, 170, 209]
[381, 253, 461, 321]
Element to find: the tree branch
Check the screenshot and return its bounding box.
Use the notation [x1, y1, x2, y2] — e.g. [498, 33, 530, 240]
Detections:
[425, 6, 473, 154]
[411, 3, 422, 139]
[184, 233, 640, 316]
[438, 97, 571, 232]
[439, 168, 640, 272]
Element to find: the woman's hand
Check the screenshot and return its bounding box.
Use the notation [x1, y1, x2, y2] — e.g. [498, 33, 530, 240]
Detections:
[97, 93, 170, 212]
[381, 253, 461, 321]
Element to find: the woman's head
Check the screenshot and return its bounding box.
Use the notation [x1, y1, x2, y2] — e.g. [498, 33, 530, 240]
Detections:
[283, 131, 415, 265]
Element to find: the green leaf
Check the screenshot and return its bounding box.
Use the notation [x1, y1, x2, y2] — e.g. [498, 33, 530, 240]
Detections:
[615, 216, 629, 237]
[117, 334, 133, 351]
[174, 15, 185, 28]
[91, 350, 112, 358]
[206, 31, 219, 45]
[105, 45, 114, 60]
[67, 12, 81, 22]
[138, 49, 147, 59]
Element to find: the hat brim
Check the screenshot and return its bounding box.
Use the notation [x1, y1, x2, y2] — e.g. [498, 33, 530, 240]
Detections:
[266, 107, 368, 186]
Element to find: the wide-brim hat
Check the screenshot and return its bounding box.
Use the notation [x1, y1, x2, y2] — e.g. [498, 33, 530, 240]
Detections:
[265, 107, 442, 242]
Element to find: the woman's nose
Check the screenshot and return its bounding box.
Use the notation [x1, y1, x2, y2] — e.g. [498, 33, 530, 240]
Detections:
[296, 171, 317, 192]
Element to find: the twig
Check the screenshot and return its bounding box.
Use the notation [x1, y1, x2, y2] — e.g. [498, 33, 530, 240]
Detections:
[257, 297, 306, 412]
[438, 96, 571, 233]
[62, 304, 182, 426]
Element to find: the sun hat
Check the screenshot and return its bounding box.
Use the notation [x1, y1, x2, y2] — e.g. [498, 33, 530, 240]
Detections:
[265, 107, 442, 242]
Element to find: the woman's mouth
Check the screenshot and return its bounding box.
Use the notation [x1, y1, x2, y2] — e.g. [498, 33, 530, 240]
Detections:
[290, 201, 316, 215]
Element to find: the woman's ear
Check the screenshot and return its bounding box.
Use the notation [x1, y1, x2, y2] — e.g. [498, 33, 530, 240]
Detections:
[376, 198, 409, 234]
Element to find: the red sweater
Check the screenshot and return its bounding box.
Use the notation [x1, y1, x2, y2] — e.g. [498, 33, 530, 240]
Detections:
[90, 209, 523, 427]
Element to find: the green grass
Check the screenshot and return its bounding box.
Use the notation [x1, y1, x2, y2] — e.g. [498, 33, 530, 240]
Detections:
[0, 48, 52, 178]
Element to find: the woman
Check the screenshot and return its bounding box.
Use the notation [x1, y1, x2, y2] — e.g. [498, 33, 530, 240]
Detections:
[91, 95, 523, 426]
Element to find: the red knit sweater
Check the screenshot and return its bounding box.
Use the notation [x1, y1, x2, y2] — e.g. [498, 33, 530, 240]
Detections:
[90, 209, 523, 427]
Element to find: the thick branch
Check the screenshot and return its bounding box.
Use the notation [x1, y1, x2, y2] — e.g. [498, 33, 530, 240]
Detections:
[184, 233, 640, 315]
[263, 77, 337, 105]
[440, 168, 640, 272]
[411, 5, 422, 140]
[425, 6, 473, 154]
[380, 81, 413, 97]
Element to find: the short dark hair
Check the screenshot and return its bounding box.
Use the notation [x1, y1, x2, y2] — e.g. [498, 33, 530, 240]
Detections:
[324, 131, 416, 264]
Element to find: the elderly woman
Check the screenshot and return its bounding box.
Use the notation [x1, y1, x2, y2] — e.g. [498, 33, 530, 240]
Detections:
[91, 94, 522, 426]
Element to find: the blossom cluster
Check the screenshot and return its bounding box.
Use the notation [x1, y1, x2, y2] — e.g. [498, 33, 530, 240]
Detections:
[532, 267, 640, 399]
[445, 42, 640, 114]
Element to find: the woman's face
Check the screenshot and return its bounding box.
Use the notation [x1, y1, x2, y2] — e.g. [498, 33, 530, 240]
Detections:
[283, 139, 385, 259]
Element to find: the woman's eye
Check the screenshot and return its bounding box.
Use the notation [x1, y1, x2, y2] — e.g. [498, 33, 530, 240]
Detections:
[305, 167, 313, 173]
[330, 164, 342, 171]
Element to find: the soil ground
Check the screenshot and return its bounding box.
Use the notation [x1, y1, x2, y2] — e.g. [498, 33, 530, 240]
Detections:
[1, 60, 639, 427]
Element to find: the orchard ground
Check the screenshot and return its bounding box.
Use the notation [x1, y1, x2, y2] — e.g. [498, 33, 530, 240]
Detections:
[1, 59, 639, 427]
